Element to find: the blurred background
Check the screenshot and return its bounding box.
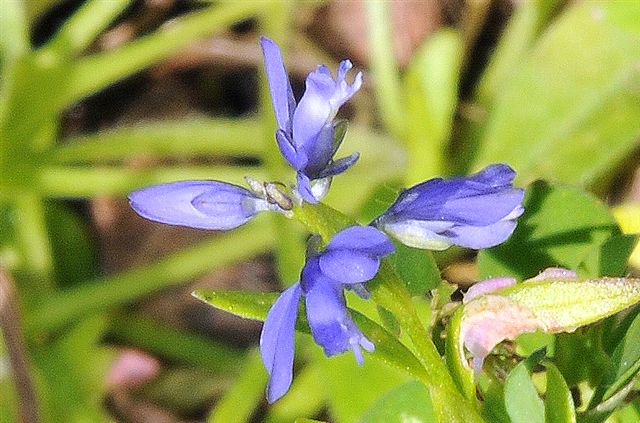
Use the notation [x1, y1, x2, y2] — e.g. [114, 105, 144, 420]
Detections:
[1, 0, 639, 421]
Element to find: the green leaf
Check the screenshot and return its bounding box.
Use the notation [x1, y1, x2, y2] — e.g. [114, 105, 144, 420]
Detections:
[390, 242, 441, 296]
[360, 380, 436, 423]
[50, 118, 264, 163]
[478, 181, 620, 280]
[58, 2, 263, 110]
[473, 1, 640, 188]
[404, 29, 463, 182]
[578, 234, 638, 278]
[26, 220, 275, 333]
[41, 0, 131, 56]
[504, 362, 545, 423]
[545, 362, 576, 423]
[193, 288, 431, 384]
[590, 310, 640, 406]
[501, 276, 640, 332]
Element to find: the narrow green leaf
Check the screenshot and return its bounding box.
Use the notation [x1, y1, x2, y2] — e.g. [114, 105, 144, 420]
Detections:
[36, 165, 261, 197]
[475, 0, 562, 104]
[108, 315, 244, 374]
[193, 288, 431, 384]
[590, 310, 640, 406]
[473, 1, 640, 188]
[364, 0, 405, 139]
[545, 362, 576, 423]
[58, 2, 263, 109]
[578, 234, 638, 278]
[360, 380, 436, 423]
[41, 0, 131, 56]
[26, 221, 274, 333]
[207, 349, 267, 423]
[404, 29, 463, 182]
[504, 362, 545, 423]
[478, 181, 620, 280]
[50, 118, 264, 163]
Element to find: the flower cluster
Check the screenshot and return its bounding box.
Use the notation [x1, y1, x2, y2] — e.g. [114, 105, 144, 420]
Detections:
[128, 37, 524, 403]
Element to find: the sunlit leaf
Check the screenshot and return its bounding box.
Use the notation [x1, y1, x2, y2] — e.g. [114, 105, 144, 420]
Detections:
[360, 380, 436, 423]
[504, 362, 544, 423]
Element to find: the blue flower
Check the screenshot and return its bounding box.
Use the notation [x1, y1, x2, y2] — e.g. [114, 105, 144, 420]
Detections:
[259, 225, 394, 403]
[128, 180, 277, 230]
[372, 164, 524, 250]
[261, 36, 362, 203]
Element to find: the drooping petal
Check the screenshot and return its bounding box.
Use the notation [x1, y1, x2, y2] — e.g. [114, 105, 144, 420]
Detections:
[259, 283, 302, 403]
[129, 181, 266, 230]
[374, 164, 525, 250]
[260, 36, 296, 134]
[301, 258, 374, 363]
[319, 226, 394, 284]
[296, 172, 319, 204]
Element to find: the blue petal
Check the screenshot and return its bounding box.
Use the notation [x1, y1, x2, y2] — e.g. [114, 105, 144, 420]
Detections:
[129, 181, 264, 230]
[302, 259, 374, 363]
[382, 164, 523, 226]
[292, 61, 362, 160]
[303, 124, 335, 176]
[276, 129, 305, 170]
[317, 152, 360, 179]
[326, 226, 395, 256]
[260, 283, 302, 403]
[296, 172, 320, 204]
[318, 226, 394, 284]
[444, 215, 521, 249]
[260, 37, 296, 134]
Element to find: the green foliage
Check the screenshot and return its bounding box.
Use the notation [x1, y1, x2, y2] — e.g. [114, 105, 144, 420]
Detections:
[360, 380, 435, 423]
[504, 362, 545, 423]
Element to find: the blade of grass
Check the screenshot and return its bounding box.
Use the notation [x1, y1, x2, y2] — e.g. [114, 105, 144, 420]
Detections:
[25, 220, 275, 333]
[365, 0, 406, 140]
[109, 314, 245, 374]
[41, 0, 132, 56]
[57, 2, 263, 110]
[49, 118, 264, 163]
[36, 165, 263, 197]
[207, 348, 267, 423]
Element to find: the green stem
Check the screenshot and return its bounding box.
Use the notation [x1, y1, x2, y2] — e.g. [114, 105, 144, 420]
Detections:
[25, 220, 274, 334]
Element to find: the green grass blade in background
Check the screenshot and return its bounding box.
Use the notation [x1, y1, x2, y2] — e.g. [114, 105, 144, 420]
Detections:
[37, 165, 262, 197]
[108, 315, 244, 374]
[207, 349, 267, 423]
[365, 0, 406, 140]
[58, 2, 263, 110]
[26, 221, 275, 333]
[475, 0, 562, 105]
[473, 1, 640, 189]
[41, 0, 132, 56]
[50, 118, 264, 163]
[404, 29, 463, 183]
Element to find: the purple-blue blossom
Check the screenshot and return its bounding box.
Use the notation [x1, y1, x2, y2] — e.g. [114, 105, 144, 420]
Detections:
[259, 225, 394, 403]
[128, 180, 278, 230]
[261, 36, 362, 203]
[372, 164, 524, 250]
